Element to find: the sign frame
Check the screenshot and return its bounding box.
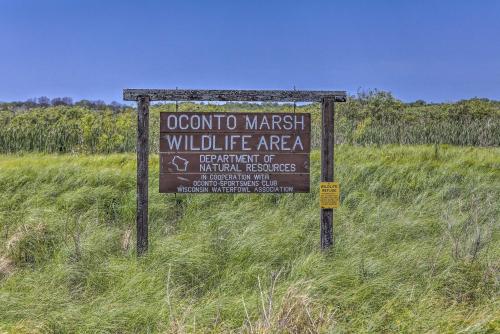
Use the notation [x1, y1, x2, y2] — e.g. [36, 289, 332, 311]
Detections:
[123, 89, 346, 256]
[158, 111, 311, 194]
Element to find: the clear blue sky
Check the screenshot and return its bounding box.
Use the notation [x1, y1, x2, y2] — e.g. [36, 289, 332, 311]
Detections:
[1, 0, 499, 103]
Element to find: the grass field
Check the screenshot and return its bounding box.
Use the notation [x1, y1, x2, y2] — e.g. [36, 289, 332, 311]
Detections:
[0, 145, 499, 333]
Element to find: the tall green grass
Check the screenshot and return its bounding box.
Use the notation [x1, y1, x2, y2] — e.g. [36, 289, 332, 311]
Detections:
[1, 93, 499, 154]
[0, 146, 498, 333]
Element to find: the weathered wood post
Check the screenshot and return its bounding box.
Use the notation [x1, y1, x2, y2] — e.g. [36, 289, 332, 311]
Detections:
[137, 96, 150, 256]
[320, 98, 335, 250]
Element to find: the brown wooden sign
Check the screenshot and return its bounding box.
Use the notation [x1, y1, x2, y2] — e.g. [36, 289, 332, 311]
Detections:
[159, 112, 311, 193]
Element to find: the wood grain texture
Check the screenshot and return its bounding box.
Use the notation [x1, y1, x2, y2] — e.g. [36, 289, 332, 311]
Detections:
[159, 153, 310, 174]
[320, 98, 335, 250]
[159, 173, 310, 193]
[159, 133, 311, 153]
[160, 112, 311, 133]
[136, 96, 149, 256]
[124, 89, 347, 102]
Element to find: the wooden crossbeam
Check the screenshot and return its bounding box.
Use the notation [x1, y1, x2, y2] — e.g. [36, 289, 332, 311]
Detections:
[123, 89, 346, 102]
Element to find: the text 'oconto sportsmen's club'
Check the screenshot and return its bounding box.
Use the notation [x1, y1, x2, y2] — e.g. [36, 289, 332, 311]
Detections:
[159, 112, 311, 193]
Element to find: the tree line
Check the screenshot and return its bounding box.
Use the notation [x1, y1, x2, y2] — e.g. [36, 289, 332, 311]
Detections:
[0, 91, 498, 153]
[0, 97, 129, 113]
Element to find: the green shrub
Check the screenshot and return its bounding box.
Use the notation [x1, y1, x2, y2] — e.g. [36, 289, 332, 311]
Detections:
[1, 92, 499, 154]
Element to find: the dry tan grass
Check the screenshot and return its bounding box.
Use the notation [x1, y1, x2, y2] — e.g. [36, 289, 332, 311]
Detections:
[121, 225, 132, 251]
[5, 225, 27, 252]
[0, 255, 14, 278]
[0, 226, 25, 278]
[242, 284, 335, 334]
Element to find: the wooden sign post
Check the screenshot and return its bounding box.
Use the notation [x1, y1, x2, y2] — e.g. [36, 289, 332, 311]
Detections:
[136, 96, 150, 256]
[320, 98, 335, 249]
[124, 89, 346, 256]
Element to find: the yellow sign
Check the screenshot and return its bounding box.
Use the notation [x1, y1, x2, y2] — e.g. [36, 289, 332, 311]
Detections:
[320, 182, 339, 208]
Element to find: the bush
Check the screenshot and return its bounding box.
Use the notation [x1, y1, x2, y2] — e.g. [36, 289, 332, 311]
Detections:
[0, 92, 499, 154]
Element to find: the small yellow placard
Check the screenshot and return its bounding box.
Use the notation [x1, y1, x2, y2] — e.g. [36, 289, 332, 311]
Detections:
[320, 182, 339, 208]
